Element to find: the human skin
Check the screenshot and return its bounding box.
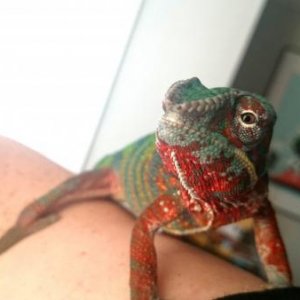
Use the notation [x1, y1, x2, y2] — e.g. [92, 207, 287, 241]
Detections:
[0, 136, 265, 300]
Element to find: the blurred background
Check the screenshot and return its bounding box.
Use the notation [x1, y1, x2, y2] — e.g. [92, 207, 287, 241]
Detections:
[0, 0, 265, 172]
[1, 0, 300, 285]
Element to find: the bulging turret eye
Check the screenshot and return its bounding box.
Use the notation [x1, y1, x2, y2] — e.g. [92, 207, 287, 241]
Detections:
[239, 111, 258, 126]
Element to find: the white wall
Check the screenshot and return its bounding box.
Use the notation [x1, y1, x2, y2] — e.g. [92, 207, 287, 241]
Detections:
[0, 0, 142, 172]
[0, 0, 267, 172]
[85, 0, 267, 168]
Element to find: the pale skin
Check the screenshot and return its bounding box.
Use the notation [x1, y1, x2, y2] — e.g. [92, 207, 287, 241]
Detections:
[0, 136, 265, 300]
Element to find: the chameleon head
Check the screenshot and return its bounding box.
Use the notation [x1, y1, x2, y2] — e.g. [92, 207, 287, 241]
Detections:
[157, 77, 276, 194]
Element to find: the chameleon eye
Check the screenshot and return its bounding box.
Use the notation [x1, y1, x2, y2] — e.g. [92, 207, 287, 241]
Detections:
[239, 111, 257, 126]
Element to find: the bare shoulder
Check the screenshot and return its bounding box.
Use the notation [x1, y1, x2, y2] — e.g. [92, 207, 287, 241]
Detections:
[0, 135, 72, 231]
[0, 136, 131, 299]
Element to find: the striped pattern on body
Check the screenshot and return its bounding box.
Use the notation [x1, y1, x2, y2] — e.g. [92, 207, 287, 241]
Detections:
[95, 134, 179, 216]
[95, 134, 207, 235]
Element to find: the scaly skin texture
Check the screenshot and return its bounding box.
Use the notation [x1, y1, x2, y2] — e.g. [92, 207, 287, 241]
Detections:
[0, 78, 292, 299]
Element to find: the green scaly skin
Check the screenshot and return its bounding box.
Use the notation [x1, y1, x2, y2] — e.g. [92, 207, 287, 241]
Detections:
[0, 78, 292, 300]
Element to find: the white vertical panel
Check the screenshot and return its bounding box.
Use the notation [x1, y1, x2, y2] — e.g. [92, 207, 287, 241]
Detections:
[0, 0, 142, 172]
[85, 0, 267, 168]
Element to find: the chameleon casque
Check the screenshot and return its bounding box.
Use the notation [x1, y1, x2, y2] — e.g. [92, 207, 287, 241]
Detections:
[0, 77, 292, 299]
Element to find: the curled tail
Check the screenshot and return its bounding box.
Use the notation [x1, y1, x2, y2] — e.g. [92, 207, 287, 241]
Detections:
[0, 168, 119, 255]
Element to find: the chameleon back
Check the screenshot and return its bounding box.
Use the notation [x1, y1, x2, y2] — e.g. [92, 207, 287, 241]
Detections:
[95, 134, 180, 216]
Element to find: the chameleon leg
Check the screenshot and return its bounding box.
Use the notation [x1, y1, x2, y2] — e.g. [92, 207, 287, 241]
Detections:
[130, 195, 182, 300]
[253, 203, 292, 287]
[0, 169, 117, 254]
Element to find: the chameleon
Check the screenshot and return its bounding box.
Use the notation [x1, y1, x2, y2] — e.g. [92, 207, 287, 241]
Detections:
[0, 77, 292, 299]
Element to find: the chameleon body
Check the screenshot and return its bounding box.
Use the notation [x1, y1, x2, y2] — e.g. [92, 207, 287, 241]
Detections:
[0, 78, 292, 299]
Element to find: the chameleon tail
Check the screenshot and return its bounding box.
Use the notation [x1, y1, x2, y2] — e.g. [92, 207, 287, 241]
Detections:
[0, 214, 59, 254]
[0, 169, 118, 255]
